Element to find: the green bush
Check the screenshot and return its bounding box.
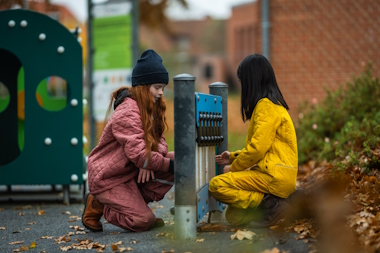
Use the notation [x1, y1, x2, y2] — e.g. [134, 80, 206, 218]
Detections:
[296, 65, 380, 170]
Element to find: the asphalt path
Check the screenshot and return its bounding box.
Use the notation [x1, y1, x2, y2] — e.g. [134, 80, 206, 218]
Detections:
[0, 188, 310, 253]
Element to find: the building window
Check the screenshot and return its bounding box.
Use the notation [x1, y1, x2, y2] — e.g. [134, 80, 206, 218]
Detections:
[204, 64, 213, 79]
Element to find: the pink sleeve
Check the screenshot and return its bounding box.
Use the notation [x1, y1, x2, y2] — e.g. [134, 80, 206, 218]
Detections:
[111, 107, 170, 172]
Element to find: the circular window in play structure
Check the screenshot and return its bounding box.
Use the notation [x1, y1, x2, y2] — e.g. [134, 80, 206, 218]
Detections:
[0, 82, 10, 113]
[36, 76, 68, 111]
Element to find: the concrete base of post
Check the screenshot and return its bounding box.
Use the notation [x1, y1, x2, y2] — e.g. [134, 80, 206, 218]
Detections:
[174, 205, 197, 240]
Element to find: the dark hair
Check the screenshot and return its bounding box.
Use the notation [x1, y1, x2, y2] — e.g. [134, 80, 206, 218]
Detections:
[237, 54, 289, 122]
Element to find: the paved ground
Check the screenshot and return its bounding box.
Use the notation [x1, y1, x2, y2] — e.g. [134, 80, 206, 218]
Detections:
[0, 187, 310, 253]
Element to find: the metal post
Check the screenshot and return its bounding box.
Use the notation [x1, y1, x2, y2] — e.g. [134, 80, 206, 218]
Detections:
[132, 0, 139, 64]
[174, 74, 196, 240]
[209, 82, 228, 175]
[23, 0, 28, 9]
[262, 0, 270, 60]
[87, 0, 96, 150]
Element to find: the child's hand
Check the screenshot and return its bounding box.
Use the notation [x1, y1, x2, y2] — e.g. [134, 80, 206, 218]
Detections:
[138, 168, 155, 183]
[215, 151, 231, 165]
[223, 165, 231, 174]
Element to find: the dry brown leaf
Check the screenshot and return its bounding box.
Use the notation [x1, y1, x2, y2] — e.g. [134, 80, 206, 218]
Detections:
[270, 225, 280, 230]
[196, 238, 204, 242]
[12, 246, 29, 252]
[41, 236, 54, 239]
[27, 222, 36, 225]
[37, 210, 45, 215]
[29, 241, 36, 249]
[119, 247, 133, 252]
[25, 228, 30, 231]
[9, 241, 24, 245]
[111, 244, 119, 251]
[67, 232, 75, 236]
[114, 241, 123, 245]
[62, 211, 71, 215]
[231, 230, 256, 240]
[76, 231, 86, 235]
[60, 245, 72, 251]
[260, 248, 280, 253]
[0, 226, 5, 230]
[130, 239, 139, 244]
[18, 212, 25, 216]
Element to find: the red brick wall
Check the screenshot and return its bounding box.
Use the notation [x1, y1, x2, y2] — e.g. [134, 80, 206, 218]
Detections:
[228, 1, 380, 119]
[227, 3, 258, 84]
[255, 0, 380, 119]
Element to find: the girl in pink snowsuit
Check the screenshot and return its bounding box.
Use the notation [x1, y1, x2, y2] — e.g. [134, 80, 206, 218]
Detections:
[82, 49, 174, 232]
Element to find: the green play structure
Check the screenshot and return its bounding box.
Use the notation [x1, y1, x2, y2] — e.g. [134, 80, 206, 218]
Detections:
[0, 9, 83, 203]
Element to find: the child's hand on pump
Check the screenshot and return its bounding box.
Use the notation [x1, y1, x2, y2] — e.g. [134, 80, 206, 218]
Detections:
[215, 151, 231, 165]
[215, 151, 232, 174]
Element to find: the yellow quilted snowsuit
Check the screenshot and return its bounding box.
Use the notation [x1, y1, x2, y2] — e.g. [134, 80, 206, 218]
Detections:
[209, 98, 298, 226]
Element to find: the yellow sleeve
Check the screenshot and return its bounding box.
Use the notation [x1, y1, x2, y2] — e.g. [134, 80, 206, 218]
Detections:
[230, 101, 282, 172]
[229, 150, 242, 163]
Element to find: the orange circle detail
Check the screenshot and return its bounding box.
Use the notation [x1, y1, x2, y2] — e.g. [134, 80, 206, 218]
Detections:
[17, 91, 44, 120]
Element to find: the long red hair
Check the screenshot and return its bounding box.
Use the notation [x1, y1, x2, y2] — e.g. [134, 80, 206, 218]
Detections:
[106, 86, 168, 164]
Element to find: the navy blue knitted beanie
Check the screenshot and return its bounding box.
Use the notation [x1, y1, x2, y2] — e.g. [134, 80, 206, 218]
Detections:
[131, 49, 168, 86]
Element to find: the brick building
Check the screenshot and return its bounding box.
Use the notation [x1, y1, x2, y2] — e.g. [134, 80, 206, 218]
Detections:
[227, 0, 380, 119]
[140, 17, 228, 93]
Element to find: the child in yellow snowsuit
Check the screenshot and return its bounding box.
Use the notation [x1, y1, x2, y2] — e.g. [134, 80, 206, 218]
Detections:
[209, 54, 298, 227]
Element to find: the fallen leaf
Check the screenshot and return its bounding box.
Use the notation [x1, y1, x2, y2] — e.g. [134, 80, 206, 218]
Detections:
[130, 239, 139, 244]
[76, 231, 86, 235]
[18, 212, 25, 216]
[110, 232, 121, 235]
[67, 232, 75, 236]
[196, 238, 204, 242]
[270, 225, 280, 230]
[60, 245, 72, 251]
[12, 246, 29, 252]
[41, 236, 54, 239]
[111, 244, 119, 251]
[22, 205, 32, 209]
[119, 247, 133, 252]
[27, 222, 36, 225]
[260, 248, 280, 253]
[231, 230, 256, 240]
[9, 241, 24, 245]
[0, 226, 5, 230]
[12, 230, 21, 234]
[30, 241, 36, 249]
[62, 211, 71, 215]
[114, 241, 123, 245]
[24, 228, 30, 231]
[37, 210, 45, 215]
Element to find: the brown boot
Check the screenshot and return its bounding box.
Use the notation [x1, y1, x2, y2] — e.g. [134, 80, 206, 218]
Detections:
[249, 194, 290, 228]
[82, 192, 104, 232]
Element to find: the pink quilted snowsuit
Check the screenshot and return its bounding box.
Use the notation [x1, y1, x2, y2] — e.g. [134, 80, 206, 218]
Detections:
[87, 97, 173, 232]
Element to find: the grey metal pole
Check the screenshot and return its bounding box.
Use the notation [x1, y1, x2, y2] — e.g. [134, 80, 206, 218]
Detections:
[262, 0, 270, 60]
[87, 0, 96, 150]
[209, 82, 228, 175]
[173, 74, 196, 240]
[23, 0, 28, 9]
[132, 0, 139, 64]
